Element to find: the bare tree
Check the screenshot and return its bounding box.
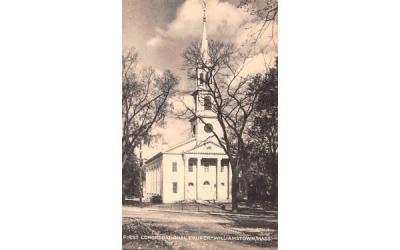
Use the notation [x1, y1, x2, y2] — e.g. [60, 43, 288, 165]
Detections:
[238, 0, 278, 69]
[182, 40, 263, 212]
[238, 0, 278, 22]
[122, 48, 178, 201]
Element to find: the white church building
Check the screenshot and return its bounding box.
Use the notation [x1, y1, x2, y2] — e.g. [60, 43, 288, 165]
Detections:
[143, 6, 231, 203]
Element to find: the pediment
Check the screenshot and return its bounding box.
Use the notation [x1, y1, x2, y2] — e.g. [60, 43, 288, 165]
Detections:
[184, 141, 226, 155]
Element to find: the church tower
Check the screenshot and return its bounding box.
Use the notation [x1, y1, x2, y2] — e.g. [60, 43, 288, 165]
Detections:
[190, 1, 221, 144]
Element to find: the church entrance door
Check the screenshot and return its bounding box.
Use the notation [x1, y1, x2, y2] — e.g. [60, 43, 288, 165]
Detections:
[200, 180, 214, 200]
[186, 182, 196, 200]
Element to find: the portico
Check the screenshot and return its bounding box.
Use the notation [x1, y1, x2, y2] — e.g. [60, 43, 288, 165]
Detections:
[183, 156, 230, 201]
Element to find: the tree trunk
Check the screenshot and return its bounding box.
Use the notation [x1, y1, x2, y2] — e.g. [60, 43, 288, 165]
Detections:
[269, 155, 278, 206]
[231, 164, 239, 212]
[271, 162, 278, 205]
[139, 149, 143, 206]
[139, 167, 143, 206]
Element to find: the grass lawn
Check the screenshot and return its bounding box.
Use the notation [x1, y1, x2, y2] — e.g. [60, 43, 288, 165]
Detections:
[123, 218, 172, 249]
[122, 206, 278, 250]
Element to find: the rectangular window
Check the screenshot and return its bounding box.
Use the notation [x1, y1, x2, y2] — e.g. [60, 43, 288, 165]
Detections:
[221, 159, 229, 173]
[172, 182, 177, 193]
[188, 164, 193, 172]
[172, 162, 177, 172]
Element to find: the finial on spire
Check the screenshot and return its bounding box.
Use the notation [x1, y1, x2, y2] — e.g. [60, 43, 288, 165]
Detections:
[201, 0, 210, 64]
[202, 0, 207, 22]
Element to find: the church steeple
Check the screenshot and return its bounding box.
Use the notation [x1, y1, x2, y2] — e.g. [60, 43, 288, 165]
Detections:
[189, 0, 219, 143]
[201, 0, 210, 63]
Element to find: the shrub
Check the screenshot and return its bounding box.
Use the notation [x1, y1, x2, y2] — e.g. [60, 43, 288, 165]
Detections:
[151, 195, 162, 204]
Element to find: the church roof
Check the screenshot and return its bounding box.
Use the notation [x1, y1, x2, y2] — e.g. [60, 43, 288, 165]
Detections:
[144, 138, 196, 165]
[164, 138, 196, 153]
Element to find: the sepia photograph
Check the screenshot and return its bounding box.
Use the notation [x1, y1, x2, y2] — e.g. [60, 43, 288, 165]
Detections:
[4, 0, 400, 249]
[122, 0, 278, 249]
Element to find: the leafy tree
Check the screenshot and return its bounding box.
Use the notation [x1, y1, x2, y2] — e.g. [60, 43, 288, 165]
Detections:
[122, 48, 178, 202]
[247, 57, 278, 205]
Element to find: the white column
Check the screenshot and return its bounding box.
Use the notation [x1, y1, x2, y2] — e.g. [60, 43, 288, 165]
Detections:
[150, 167, 152, 194]
[196, 158, 199, 200]
[145, 167, 148, 196]
[216, 157, 219, 200]
[227, 161, 230, 200]
[156, 166, 158, 194]
[152, 167, 155, 194]
[183, 154, 186, 200]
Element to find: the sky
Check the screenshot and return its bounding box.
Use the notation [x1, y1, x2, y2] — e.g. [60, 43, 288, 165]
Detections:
[123, 0, 277, 159]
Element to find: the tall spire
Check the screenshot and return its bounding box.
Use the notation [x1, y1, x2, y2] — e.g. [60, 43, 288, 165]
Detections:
[201, 0, 210, 63]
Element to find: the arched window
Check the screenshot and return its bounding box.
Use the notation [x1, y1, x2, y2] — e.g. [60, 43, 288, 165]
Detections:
[204, 96, 211, 110]
[203, 181, 210, 185]
[188, 182, 194, 187]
